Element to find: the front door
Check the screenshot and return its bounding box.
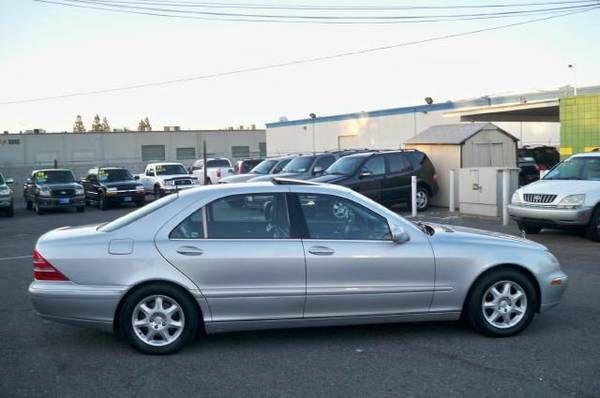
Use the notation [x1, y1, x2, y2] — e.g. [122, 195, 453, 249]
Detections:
[155, 192, 306, 322]
[353, 155, 385, 203]
[291, 192, 435, 318]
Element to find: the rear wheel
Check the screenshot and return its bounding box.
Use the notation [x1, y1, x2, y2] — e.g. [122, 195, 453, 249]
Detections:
[119, 284, 199, 355]
[411, 186, 430, 211]
[465, 268, 537, 337]
[585, 206, 600, 242]
[517, 222, 542, 234]
[154, 186, 162, 200]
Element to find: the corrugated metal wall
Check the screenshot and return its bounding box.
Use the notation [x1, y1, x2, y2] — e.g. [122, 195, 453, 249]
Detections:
[560, 95, 600, 157]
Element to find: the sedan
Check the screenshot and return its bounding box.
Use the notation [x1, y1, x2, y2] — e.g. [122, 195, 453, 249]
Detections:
[29, 179, 568, 354]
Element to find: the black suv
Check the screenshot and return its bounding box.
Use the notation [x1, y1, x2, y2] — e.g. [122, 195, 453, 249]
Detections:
[81, 167, 145, 210]
[310, 150, 438, 210]
[24, 169, 85, 214]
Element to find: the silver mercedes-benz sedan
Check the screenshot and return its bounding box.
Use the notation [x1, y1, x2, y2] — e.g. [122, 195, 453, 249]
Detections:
[29, 179, 568, 354]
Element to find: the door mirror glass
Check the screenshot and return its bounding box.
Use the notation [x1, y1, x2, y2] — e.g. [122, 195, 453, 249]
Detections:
[313, 166, 324, 176]
[5, 178, 14, 185]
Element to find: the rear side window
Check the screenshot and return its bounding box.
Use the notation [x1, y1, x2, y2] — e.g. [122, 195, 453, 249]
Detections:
[387, 153, 412, 173]
[207, 159, 231, 168]
[170, 208, 205, 239]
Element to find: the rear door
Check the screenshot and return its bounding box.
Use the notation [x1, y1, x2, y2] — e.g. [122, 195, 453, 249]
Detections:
[155, 191, 306, 322]
[382, 153, 413, 205]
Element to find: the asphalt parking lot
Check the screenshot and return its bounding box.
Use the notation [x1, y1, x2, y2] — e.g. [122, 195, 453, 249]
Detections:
[1, 200, 599, 398]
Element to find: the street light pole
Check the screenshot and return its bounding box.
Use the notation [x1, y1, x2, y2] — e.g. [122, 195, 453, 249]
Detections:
[309, 113, 316, 155]
[568, 64, 577, 96]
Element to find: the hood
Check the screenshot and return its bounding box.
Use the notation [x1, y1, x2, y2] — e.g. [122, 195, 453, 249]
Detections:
[220, 173, 260, 183]
[427, 222, 547, 251]
[160, 174, 195, 181]
[310, 174, 348, 184]
[519, 179, 599, 195]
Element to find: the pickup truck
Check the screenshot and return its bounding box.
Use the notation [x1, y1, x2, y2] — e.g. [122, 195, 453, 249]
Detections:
[81, 167, 145, 210]
[23, 169, 85, 214]
[190, 158, 234, 184]
[136, 162, 199, 198]
[0, 171, 14, 217]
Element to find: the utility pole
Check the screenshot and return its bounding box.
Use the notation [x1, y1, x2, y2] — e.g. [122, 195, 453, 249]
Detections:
[203, 140, 208, 185]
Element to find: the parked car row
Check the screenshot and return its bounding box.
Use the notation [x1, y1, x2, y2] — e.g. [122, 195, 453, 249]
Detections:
[0, 171, 15, 217]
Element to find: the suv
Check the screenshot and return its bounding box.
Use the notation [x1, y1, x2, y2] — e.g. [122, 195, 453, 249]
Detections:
[23, 169, 85, 214]
[518, 156, 540, 186]
[310, 150, 438, 210]
[81, 167, 145, 210]
[249, 153, 343, 182]
[191, 158, 234, 184]
[508, 152, 600, 241]
[234, 159, 264, 175]
[0, 171, 15, 217]
[219, 155, 295, 184]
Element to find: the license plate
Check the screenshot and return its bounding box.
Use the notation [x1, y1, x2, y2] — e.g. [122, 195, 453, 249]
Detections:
[58, 198, 70, 204]
[123, 196, 132, 202]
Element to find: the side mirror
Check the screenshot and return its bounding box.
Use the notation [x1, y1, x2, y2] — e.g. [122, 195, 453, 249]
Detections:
[359, 170, 372, 179]
[272, 167, 282, 174]
[391, 227, 410, 244]
[313, 166, 324, 176]
[134, 175, 140, 180]
[5, 178, 14, 185]
[26, 178, 32, 184]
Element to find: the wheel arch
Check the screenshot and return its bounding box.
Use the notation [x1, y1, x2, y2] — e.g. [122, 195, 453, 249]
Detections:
[462, 263, 542, 315]
[113, 279, 206, 334]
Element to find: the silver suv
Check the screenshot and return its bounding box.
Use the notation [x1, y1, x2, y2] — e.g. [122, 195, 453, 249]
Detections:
[508, 152, 600, 240]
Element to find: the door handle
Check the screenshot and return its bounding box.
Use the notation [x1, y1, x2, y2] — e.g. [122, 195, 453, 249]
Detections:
[176, 246, 204, 256]
[308, 246, 335, 256]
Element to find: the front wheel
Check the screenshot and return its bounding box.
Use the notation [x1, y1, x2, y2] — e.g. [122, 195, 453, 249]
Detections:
[517, 222, 542, 234]
[465, 269, 537, 337]
[119, 284, 199, 355]
[585, 206, 600, 242]
[98, 194, 109, 210]
[34, 200, 44, 215]
[154, 186, 162, 200]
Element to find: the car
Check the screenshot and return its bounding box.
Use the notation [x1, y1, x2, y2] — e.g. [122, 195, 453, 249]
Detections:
[234, 159, 264, 175]
[23, 169, 85, 214]
[310, 150, 438, 210]
[81, 167, 146, 210]
[219, 155, 296, 184]
[508, 152, 600, 240]
[137, 162, 199, 198]
[0, 171, 15, 217]
[518, 146, 560, 171]
[518, 156, 541, 186]
[29, 179, 567, 354]
[190, 158, 234, 184]
[248, 152, 343, 182]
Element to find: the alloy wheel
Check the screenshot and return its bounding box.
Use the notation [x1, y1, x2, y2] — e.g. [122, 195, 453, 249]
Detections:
[416, 190, 428, 210]
[482, 281, 527, 329]
[131, 295, 185, 347]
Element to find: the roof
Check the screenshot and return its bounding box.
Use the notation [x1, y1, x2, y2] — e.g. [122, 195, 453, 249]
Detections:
[266, 84, 600, 128]
[405, 122, 518, 145]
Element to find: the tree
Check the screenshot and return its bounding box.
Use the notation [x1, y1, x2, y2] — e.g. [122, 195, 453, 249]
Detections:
[144, 117, 152, 131]
[73, 115, 86, 132]
[91, 114, 102, 132]
[137, 117, 152, 132]
[101, 117, 111, 132]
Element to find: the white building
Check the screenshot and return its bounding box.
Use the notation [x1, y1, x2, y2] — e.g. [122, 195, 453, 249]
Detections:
[265, 85, 600, 155]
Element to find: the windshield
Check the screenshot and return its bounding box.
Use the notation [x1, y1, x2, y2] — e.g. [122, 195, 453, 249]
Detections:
[544, 156, 600, 181]
[251, 159, 278, 174]
[283, 156, 315, 173]
[35, 170, 75, 184]
[326, 156, 365, 176]
[99, 169, 133, 182]
[155, 164, 187, 175]
[207, 159, 231, 168]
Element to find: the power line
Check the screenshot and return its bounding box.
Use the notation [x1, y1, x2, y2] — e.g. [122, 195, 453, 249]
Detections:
[2, 6, 598, 105]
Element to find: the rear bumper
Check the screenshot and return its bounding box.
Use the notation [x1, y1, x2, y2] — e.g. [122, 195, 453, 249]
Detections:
[37, 196, 85, 208]
[508, 204, 593, 226]
[29, 281, 124, 331]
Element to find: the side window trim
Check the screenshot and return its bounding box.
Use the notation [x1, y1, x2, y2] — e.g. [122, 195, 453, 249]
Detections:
[201, 206, 208, 239]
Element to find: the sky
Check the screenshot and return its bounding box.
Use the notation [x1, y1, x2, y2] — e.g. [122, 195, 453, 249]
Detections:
[0, 0, 599, 133]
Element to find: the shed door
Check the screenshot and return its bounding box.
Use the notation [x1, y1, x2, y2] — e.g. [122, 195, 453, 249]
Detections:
[474, 142, 503, 167]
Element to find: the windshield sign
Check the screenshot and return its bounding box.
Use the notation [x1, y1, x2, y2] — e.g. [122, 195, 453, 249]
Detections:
[35, 170, 75, 184]
[155, 164, 187, 175]
[544, 156, 600, 181]
[99, 169, 133, 182]
[283, 156, 315, 173]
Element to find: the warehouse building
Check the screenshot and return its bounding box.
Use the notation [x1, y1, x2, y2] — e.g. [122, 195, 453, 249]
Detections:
[265, 85, 600, 156]
[0, 129, 266, 196]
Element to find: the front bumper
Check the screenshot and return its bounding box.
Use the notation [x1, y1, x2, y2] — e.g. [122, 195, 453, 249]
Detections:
[539, 271, 568, 312]
[0, 195, 12, 208]
[508, 204, 593, 226]
[37, 196, 85, 208]
[104, 191, 145, 203]
[29, 281, 124, 331]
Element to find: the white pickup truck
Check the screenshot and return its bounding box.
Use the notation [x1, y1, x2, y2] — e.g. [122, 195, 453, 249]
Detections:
[136, 162, 200, 198]
[190, 158, 234, 184]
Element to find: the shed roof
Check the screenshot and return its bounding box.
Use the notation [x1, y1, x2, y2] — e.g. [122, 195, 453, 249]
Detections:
[405, 122, 518, 145]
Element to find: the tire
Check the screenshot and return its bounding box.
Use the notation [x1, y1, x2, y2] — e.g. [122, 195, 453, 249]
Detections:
[411, 186, 430, 211]
[154, 186, 162, 200]
[26, 200, 33, 210]
[585, 206, 600, 242]
[517, 222, 542, 234]
[135, 200, 145, 208]
[118, 284, 199, 355]
[465, 268, 537, 337]
[98, 194, 109, 210]
[34, 200, 44, 215]
[76, 206, 85, 213]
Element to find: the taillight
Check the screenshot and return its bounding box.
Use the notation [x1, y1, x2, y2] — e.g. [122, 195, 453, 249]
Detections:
[432, 173, 438, 182]
[33, 250, 69, 281]
[217, 169, 221, 178]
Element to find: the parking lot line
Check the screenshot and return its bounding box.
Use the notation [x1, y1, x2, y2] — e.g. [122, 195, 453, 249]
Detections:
[0, 255, 31, 262]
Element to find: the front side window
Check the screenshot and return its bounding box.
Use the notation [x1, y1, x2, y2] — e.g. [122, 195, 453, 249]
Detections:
[296, 193, 391, 241]
[361, 156, 385, 176]
[171, 193, 290, 239]
[326, 156, 365, 176]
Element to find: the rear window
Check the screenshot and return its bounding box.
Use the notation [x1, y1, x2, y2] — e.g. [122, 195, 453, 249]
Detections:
[99, 194, 177, 232]
[207, 159, 231, 168]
